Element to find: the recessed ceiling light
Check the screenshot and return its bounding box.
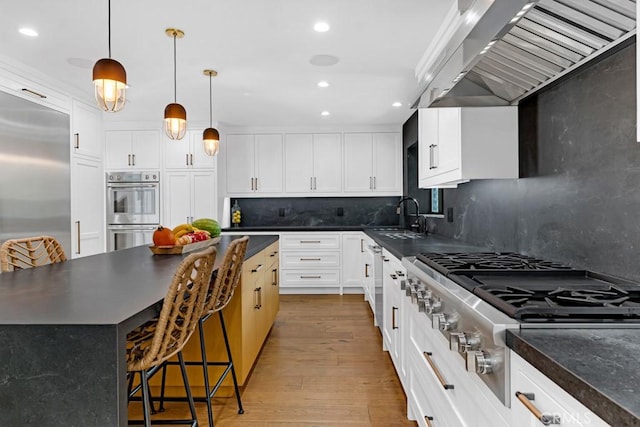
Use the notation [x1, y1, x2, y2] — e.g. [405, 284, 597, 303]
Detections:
[321, 111, 330, 116]
[317, 81, 329, 88]
[19, 27, 38, 37]
[314, 22, 330, 33]
[310, 54, 340, 67]
[392, 102, 402, 108]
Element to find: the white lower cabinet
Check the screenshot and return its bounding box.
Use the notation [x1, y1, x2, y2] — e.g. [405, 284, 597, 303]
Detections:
[361, 236, 376, 315]
[279, 232, 341, 293]
[71, 156, 104, 258]
[510, 352, 608, 427]
[163, 170, 217, 227]
[382, 249, 407, 386]
[341, 233, 366, 294]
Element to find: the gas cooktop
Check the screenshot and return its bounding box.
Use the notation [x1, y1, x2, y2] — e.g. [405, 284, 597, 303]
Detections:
[415, 252, 640, 322]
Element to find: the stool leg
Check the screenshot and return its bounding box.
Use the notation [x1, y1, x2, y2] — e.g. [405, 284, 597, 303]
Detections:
[178, 350, 198, 426]
[158, 363, 168, 412]
[199, 318, 215, 427]
[140, 370, 152, 427]
[219, 311, 244, 414]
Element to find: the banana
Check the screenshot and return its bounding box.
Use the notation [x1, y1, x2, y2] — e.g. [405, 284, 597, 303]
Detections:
[174, 229, 191, 239]
[172, 224, 193, 235]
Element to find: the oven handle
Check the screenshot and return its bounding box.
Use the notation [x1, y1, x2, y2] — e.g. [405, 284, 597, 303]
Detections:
[515, 392, 561, 425]
[107, 225, 158, 231]
[107, 183, 159, 188]
[423, 352, 454, 390]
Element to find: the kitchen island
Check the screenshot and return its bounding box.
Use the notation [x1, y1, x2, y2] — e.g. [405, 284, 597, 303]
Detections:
[0, 234, 278, 427]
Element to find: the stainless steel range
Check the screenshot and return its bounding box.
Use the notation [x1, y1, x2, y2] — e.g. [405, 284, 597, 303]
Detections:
[402, 252, 640, 407]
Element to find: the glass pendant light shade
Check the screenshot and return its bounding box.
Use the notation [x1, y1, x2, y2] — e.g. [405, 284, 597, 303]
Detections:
[93, 0, 126, 112]
[164, 102, 187, 140]
[93, 58, 126, 112]
[164, 28, 186, 140]
[203, 127, 220, 156]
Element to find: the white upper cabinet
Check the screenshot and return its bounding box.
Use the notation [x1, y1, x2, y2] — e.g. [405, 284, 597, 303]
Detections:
[164, 130, 216, 169]
[284, 133, 342, 194]
[105, 130, 160, 171]
[344, 132, 401, 195]
[164, 170, 217, 227]
[71, 100, 102, 160]
[418, 107, 518, 188]
[226, 134, 283, 194]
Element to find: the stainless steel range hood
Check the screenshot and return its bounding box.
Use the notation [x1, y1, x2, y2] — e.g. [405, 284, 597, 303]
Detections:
[413, 0, 636, 108]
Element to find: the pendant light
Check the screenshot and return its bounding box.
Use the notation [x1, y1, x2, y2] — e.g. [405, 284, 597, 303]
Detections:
[202, 70, 220, 156]
[92, 0, 127, 112]
[164, 28, 187, 140]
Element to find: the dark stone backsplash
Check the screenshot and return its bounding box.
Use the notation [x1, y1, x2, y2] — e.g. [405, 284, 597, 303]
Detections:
[427, 42, 640, 281]
[231, 197, 401, 227]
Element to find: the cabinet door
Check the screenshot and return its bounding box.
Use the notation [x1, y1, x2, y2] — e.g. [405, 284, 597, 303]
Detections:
[284, 134, 314, 193]
[190, 130, 217, 169]
[191, 170, 217, 221]
[254, 134, 283, 193]
[343, 133, 374, 192]
[105, 131, 132, 170]
[341, 233, 364, 292]
[71, 157, 104, 258]
[434, 108, 461, 176]
[226, 134, 255, 193]
[418, 108, 439, 181]
[164, 134, 191, 169]
[72, 100, 102, 159]
[131, 131, 160, 170]
[164, 171, 191, 226]
[313, 133, 342, 193]
[373, 132, 401, 193]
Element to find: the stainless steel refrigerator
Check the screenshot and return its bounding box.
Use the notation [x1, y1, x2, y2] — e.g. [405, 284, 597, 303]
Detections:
[0, 90, 71, 254]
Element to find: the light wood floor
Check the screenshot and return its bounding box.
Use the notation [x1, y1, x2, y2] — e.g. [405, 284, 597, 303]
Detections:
[130, 294, 416, 426]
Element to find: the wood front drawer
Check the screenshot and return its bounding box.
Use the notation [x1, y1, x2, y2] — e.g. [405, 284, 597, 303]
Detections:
[280, 269, 340, 287]
[280, 251, 340, 268]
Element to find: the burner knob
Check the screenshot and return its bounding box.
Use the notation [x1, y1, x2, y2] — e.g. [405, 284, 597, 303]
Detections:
[417, 294, 432, 312]
[425, 298, 442, 315]
[432, 312, 457, 331]
[449, 332, 482, 353]
[467, 350, 494, 375]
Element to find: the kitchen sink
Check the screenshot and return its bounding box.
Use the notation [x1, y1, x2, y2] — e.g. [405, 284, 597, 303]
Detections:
[378, 231, 424, 240]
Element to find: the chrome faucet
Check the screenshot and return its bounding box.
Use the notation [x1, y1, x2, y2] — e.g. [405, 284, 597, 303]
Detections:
[396, 196, 422, 232]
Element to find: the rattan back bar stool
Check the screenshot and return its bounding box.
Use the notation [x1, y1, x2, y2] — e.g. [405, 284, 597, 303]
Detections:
[0, 235, 67, 272]
[158, 236, 249, 427]
[127, 245, 217, 427]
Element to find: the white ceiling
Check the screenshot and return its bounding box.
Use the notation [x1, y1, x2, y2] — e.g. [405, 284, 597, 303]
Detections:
[0, 0, 453, 128]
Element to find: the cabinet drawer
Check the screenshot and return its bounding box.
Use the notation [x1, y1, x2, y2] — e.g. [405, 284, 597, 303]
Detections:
[281, 251, 340, 268]
[511, 352, 608, 427]
[280, 233, 340, 250]
[280, 269, 340, 287]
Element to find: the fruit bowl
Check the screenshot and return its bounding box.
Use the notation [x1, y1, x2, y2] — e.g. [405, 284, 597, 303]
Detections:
[149, 236, 221, 255]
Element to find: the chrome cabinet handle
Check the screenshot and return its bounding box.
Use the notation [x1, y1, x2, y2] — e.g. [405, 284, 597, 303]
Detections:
[300, 240, 321, 244]
[373, 176, 376, 189]
[360, 239, 364, 253]
[255, 177, 258, 191]
[131, 154, 135, 166]
[313, 177, 317, 190]
[365, 263, 369, 278]
[21, 88, 46, 99]
[74, 133, 80, 149]
[186, 153, 189, 166]
[272, 268, 278, 286]
[310, 177, 313, 190]
[423, 352, 454, 390]
[75, 221, 81, 254]
[429, 144, 437, 169]
[392, 306, 398, 329]
[369, 176, 373, 190]
[300, 257, 321, 261]
[515, 392, 561, 425]
[300, 275, 321, 279]
[127, 154, 131, 166]
[190, 154, 193, 166]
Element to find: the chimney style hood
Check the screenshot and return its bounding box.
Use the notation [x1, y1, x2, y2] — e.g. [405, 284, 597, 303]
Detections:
[412, 0, 636, 108]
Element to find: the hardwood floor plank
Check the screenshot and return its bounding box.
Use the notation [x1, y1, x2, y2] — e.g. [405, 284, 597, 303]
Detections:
[129, 294, 416, 426]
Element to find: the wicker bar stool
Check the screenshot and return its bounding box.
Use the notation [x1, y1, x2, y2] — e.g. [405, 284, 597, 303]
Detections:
[127, 246, 217, 427]
[159, 236, 249, 427]
[0, 235, 67, 272]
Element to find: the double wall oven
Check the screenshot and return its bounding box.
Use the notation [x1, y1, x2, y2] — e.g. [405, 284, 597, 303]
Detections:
[106, 171, 160, 251]
[401, 252, 640, 420]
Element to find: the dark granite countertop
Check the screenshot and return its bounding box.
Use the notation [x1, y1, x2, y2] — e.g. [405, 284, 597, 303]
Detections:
[0, 233, 277, 328]
[507, 329, 640, 426]
[363, 230, 487, 260]
[222, 225, 401, 232]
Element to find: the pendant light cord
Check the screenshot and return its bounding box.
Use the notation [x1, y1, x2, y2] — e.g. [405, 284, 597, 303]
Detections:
[173, 33, 177, 102]
[209, 74, 213, 128]
[107, 0, 112, 58]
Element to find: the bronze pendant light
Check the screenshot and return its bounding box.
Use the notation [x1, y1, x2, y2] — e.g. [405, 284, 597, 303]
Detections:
[164, 28, 187, 140]
[92, 0, 127, 112]
[202, 70, 219, 156]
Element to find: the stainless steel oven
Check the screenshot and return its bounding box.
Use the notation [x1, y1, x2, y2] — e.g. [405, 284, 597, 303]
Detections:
[106, 171, 160, 251]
